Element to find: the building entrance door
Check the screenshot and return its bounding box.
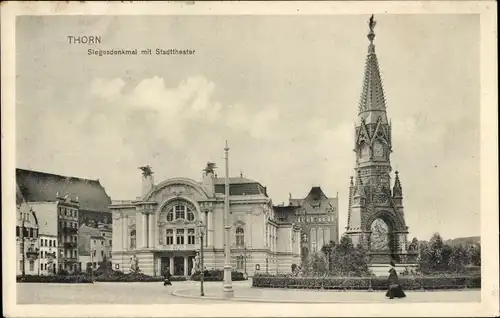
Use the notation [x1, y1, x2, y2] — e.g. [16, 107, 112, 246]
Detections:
[160, 257, 170, 274]
[174, 256, 184, 276]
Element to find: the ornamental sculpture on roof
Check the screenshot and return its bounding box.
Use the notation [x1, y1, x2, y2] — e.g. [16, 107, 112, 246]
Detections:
[203, 162, 217, 174]
[139, 165, 153, 177]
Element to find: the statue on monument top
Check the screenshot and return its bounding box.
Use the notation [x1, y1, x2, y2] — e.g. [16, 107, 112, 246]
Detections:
[368, 14, 376, 32]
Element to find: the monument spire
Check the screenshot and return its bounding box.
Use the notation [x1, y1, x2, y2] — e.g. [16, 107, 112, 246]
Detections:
[358, 15, 388, 124]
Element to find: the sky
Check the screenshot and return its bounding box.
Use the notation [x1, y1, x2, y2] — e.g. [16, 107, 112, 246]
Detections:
[15, 14, 480, 241]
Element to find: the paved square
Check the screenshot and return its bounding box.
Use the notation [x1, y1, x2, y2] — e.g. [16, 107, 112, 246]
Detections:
[17, 280, 480, 304]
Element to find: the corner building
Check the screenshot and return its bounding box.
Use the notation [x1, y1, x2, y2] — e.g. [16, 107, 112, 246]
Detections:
[111, 164, 301, 277]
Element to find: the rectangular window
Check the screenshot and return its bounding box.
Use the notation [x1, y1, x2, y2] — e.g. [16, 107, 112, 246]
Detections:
[188, 229, 195, 245]
[130, 237, 136, 249]
[175, 205, 185, 220]
[29, 261, 34, 271]
[166, 229, 174, 245]
[93, 250, 96, 257]
[109, 240, 112, 246]
[101, 241, 103, 246]
[236, 256, 244, 270]
[176, 229, 184, 245]
[101, 250, 104, 257]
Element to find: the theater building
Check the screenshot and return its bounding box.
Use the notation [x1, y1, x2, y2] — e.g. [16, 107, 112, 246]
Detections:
[111, 162, 302, 277]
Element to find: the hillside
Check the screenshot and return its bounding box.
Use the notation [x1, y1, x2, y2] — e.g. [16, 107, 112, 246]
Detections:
[445, 236, 480, 247]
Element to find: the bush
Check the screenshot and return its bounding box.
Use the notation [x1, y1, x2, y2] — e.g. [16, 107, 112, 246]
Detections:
[17, 274, 93, 284]
[94, 271, 163, 282]
[252, 274, 481, 290]
[191, 269, 246, 281]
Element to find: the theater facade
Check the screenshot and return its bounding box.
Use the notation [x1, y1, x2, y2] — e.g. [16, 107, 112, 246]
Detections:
[110, 164, 302, 277]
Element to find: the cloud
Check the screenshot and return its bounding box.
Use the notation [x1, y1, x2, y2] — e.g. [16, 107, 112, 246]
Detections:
[90, 78, 125, 99]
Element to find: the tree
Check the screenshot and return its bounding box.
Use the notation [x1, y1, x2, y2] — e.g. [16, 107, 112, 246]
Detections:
[448, 244, 468, 273]
[329, 236, 371, 276]
[469, 243, 481, 266]
[408, 237, 419, 252]
[428, 233, 446, 271]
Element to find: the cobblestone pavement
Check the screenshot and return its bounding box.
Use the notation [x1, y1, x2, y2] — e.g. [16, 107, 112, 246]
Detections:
[17, 280, 480, 304]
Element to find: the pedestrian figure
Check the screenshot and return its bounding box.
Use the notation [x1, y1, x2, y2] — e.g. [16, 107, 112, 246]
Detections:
[163, 266, 172, 286]
[385, 261, 406, 299]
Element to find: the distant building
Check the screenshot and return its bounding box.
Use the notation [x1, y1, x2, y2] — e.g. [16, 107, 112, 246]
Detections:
[111, 161, 301, 277]
[16, 184, 40, 275]
[283, 187, 339, 263]
[16, 168, 112, 227]
[57, 194, 80, 272]
[16, 168, 112, 273]
[35, 194, 58, 275]
[79, 225, 110, 271]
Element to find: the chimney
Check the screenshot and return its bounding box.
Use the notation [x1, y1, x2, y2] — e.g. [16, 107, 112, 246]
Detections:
[202, 162, 216, 197]
[140, 165, 154, 197]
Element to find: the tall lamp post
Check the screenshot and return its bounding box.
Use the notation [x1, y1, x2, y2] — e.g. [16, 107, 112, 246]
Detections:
[20, 212, 26, 278]
[223, 140, 234, 298]
[197, 221, 206, 296]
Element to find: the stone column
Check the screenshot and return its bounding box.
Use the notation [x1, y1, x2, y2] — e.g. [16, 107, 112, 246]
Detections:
[142, 213, 148, 248]
[148, 213, 155, 249]
[169, 257, 174, 274]
[206, 211, 211, 246]
[156, 257, 161, 276]
[122, 215, 128, 250]
[183, 256, 188, 276]
[184, 228, 188, 247]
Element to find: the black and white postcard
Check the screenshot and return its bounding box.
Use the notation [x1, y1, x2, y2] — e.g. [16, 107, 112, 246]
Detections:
[2, 1, 498, 317]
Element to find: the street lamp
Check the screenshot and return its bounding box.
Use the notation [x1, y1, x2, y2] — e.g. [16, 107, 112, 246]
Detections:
[223, 140, 234, 298]
[197, 221, 206, 296]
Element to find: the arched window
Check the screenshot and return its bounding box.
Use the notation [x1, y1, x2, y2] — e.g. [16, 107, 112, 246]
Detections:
[130, 229, 136, 249]
[167, 210, 174, 222]
[162, 200, 197, 222]
[235, 227, 244, 247]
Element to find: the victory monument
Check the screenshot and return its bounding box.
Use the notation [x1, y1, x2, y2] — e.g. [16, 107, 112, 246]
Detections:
[344, 15, 418, 275]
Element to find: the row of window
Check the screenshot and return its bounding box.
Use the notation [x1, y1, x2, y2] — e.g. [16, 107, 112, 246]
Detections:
[92, 239, 112, 246]
[60, 221, 78, 228]
[16, 226, 38, 238]
[40, 263, 54, 271]
[166, 205, 195, 222]
[20, 212, 31, 222]
[20, 260, 35, 271]
[63, 250, 78, 258]
[40, 251, 56, 258]
[296, 216, 335, 223]
[60, 235, 77, 243]
[164, 228, 196, 245]
[59, 206, 77, 218]
[40, 238, 57, 247]
[126, 227, 246, 249]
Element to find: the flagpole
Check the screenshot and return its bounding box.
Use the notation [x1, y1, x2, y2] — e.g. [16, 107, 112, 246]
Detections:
[223, 140, 234, 298]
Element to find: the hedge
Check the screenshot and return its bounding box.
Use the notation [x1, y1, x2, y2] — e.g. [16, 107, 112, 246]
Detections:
[17, 275, 93, 284]
[17, 272, 188, 283]
[94, 271, 187, 282]
[191, 269, 246, 281]
[252, 275, 481, 290]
